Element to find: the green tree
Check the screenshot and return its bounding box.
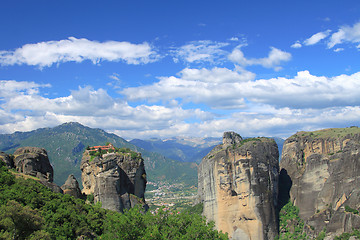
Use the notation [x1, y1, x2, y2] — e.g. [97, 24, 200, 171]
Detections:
[278, 201, 308, 240]
[0, 200, 43, 240]
[101, 206, 228, 240]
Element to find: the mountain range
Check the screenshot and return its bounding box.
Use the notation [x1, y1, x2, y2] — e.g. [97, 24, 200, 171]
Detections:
[0, 122, 285, 188]
[130, 137, 220, 163]
[0, 122, 197, 187]
[131, 136, 285, 163]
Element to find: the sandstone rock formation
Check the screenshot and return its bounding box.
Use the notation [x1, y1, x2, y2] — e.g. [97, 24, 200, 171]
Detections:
[61, 174, 83, 198]
[280, 127, 360, 238]
[13, 147, 54, 182]
[198, 132, 279, 240]
[81, 149, 147, 212]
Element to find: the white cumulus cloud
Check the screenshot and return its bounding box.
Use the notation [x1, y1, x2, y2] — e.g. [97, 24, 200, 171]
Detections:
[121, 67, 255, 109]
[228, 46, 291, 71]
[303, 30, 331, 46]
[328, 21, 360, 48]
[291, 41, 302, 48]
[2, 68, 360, 139]
[0, 80, 213, 139]
[0, 37, 159, 68]
[121, 67, 360, 110]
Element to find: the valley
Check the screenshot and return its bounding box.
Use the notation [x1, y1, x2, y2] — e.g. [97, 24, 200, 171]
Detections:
[145, 181, 198, 213]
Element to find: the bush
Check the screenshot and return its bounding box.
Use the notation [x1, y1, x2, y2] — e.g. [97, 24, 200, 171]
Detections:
[345, 205, 359, 214]
[0, 165, 227, 239]
[278, 201, 308, 239]
[101, 206, 228, 240]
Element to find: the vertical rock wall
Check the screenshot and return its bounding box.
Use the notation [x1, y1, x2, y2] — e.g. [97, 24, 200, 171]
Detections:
[198, 132, 279, 239]
[280, 128, 360, 237]
[81, 150, 147, 212]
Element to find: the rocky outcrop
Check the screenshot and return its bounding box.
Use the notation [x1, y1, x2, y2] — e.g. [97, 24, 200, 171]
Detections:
[61, 174, 83, 198]
[198, 132, 279, 240]
[0, 151, 14, 168]
[280, 127, 360, 238]
[1, 147, 63, 193]
[13, 147, 53, 182]
[81, 149, 147, 212]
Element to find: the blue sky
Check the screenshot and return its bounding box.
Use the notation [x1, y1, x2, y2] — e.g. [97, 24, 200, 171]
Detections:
[1, 0, 360, 139]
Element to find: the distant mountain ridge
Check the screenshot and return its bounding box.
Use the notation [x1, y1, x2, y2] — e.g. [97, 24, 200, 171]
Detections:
[130, 137, 221, 163]
[0, 122, 197, 187]
[130, 136, 285, 163]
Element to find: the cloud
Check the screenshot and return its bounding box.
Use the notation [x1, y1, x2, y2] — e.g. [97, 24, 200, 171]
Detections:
[228, 46, 291, 71]
[303, 30, 331, 46]
[171, 40, 229, 64]
[0, 80, 213, 138]
[109, 73, 121, 81]
[242, 71, 360, 109]
[334, 48, 344, 52]
[0, 80, 51, 99]
[0, 37, 159, 68]
[121, 67, 255, 109]
[2, 68, 360, 139]
[328, 21, 360, 48]
[121, 67, 360, 110]
[291, 41, 302, 48]
[193, 106, 360, 138]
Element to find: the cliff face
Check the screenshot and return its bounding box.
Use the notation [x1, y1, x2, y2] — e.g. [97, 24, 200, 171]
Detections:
[0, 147, 63, 193]
[13, 147, 54, 182]
[280, 127, 360, 237]
[198, 132, 279, 240]
[81, 150, 147, 212]
[0, 151, 14, 168]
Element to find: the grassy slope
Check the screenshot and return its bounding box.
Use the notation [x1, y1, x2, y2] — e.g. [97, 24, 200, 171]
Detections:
[291, 126, 360, 139]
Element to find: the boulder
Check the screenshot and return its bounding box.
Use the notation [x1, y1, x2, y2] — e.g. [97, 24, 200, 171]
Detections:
[61, 174, 83, 198]
[198, 132, 279, 239]
[13, 147, 54, 182]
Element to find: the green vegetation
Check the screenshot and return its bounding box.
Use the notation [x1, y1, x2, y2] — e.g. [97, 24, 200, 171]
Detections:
[88, 147, 141, 161]
[292, 126, 360, 140]
[0, 161, 227, 239]
[277, 201, 308, 239]
[238, 137, 262, 147]
[278, 202, 360, 239]
[0, 122, 198, 188]
[316, 229, 326, 240]
[344, 205, 359, 214]
[334, 229, 360, 240]
[102, 206, 227, 240]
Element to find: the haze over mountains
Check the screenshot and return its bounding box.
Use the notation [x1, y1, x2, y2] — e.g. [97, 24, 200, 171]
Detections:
[0, 122, 285, 188]
[0, 122, 197, 187]
[130, 137, 221, 163]
[131, 136, 285, 163]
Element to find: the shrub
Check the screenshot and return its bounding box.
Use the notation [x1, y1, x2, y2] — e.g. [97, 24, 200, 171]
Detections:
[345, 205, 359, 214]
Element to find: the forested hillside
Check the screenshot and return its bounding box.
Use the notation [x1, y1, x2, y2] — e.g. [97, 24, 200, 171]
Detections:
[0, 122, 197, 187]
[0, 161, 227, 239]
